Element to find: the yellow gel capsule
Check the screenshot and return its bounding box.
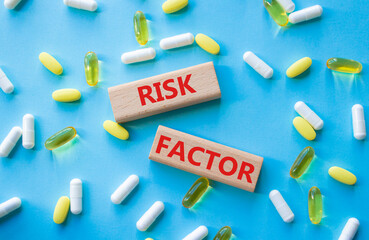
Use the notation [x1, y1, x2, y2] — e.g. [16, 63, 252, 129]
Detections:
[182, 177, 209, 208]
[84, 51, 99, 86]
[308, 187, 322, 224]
[39, 52, 63, 75]
[145, 239, 154, 240]
[103, 120, 129, 140]
[162, 0, 188, 14]
[293, 117, 316, 141]
[52, 89, 81, 102]
[53, 196, 70, 224]
[328, 167, 357, 185]
[263, 0, 288, 27]
[45, 127, 77, 150]
[195, 34, 220, 55]
[134, 11, 149, 46]
[326, 58, 362, 74]
[286, 57, 312, 78]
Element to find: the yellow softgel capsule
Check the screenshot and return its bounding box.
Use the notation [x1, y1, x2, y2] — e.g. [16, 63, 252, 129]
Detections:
[326, 58, 362, 74]
[52, 89, 81, 102]
[293, 117, 316, 141]
[53, 196, 70, 224]
[39, 52, 63, 75]
[162, 0, 188, 14]
[286, 57, 312, 78]
[103, 120, 129, 140]
[195, 34, 220, 55]
[328, 167, 357, 185]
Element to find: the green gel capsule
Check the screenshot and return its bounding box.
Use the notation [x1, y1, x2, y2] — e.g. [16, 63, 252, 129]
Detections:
[134, 11, 149, 45]
[45, 127, 77, 150]
[84, 52, 99, 86]
[290, 146, 315, 179]
[326, 58, 362, 74]
[308, 186, 323, 224]
[214, 226, 232, 240]
[263, 0, 289, 27]
[182, 177, 209, 208]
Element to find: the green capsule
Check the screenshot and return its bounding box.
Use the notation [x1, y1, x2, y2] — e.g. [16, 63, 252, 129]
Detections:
[263, 0, 289, 27]
[84, 51, 99, 86]
[326, 58, 362, 74]
[308, 186, 323, 224]
[182, 177, 209, 208]
[290, 146, 315, 179]
[45, 127, 77, 150]
[214, 226, 232, 240]
[134, 11, 149, 45]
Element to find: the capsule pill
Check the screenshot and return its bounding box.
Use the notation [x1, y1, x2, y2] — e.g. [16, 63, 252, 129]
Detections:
[308, 186, 322, 224]
[286, 57, 312, 78]
[44, 126, 77, 150]
[269, 190, 294, 223]
[52, 89, 81, 102]
[84, 52, 99, 86]
[0, 68, 14, 94]
[63, 0, 97, 12]
[290, 146, 315, 179]
[103, 120, 129, 140]
[263, 0, 288, 26]
[352, 104, 366, 140]
[134, 11, 149, 46]
[4, 0, 22, 9]
[329, 167, 357, 185]
[182, 177, 209, 208]
[214, 226, 232, 240]
[39, 52, 63, 75]
[160, 33, 194, 50]
[136, 201, 164, 231]
[121, 48, 156, 64]
[0, 197, 21, 218]
[22, 114, 35, 149]
[293, 116, 316, 140]
[111, 175, 139, 204]
[276, 0, 295, 13]
[327, 58, 362, 74]
[70, 178, 82, 214]
[0, 126, 22, 158]
[53, 196, 70, 224]
[195, 34, 220, 55]
[294, 101, 323, 130]
[243, 51, 273, 79]
[183, 225, 208, 240]
[162, 0, 188, 14]
[289, 5, 323, 24]
[339, 218, 359, 240]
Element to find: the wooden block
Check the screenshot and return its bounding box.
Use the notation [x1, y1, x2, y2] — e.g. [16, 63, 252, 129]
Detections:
[108, 62, 221, 123]
[149, 126, 263, 192]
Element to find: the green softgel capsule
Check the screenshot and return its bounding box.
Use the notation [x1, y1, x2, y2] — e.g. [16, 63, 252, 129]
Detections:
[134, 11, 149, 45]
[84, 51, 99, 86]
[214, 226, 232, 240]
[326, 58, 362, 74]
[45, 127, 77, 150]
[182, 177, 209, 208]
[308, 186, 323, 224]
[290, 146, 315, 179]
[263, 0, 288, 27]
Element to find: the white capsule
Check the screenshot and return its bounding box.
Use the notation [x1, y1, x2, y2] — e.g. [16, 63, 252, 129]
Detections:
[111, 175, 139, 204]
[276, 0, 295, 13]
[352, 104, 366, 140]
[289, 5, 323, 24]
[121, 48, 156, 64]
[22, 114, 35, 149]
[70, 178, 82, 214]
[269, 190, 294, 223]
[0, 127, 22, 158]
[0, 197, 21, 218]
[339, 218, 360, 240]
[243, 51, 273, 79]
[183, 225, 208, 240]
[0, 68, 14, 94]
[4, 0, 22, 9]
[294, 101, 324, 130]
[136, 201, 164, 231]
[160, 33, 194, 50]
[63, 0, 97, 12]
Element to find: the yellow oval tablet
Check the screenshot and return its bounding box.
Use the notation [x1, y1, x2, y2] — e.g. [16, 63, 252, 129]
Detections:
[52, 89, 81, 102]
[293, 116, 316, 140]
[103, 120, 129, 140]
[286, 57, 312, 78]
[39, 52, 63, 75]
[328, 166, 357, 185]
[53, 196, 70, 224]
[195, 33, 220, 55]
[162, 0, 188, 14]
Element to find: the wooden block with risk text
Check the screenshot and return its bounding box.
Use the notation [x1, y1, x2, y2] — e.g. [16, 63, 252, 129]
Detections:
[108, 62, 221, 123]
[149, 126, 263, 192]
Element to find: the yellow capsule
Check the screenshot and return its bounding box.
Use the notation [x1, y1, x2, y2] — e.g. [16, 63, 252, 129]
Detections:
[263, 0, 288, 27]
[286, 57, 312, 78]
[84, 51, 99, 86]
[53, 196, 70, 224]
[162, 0, 188, 14]
[103, 120, 129, 140]
[308, 187, 322, 224]
[39, 52, 63, 75]
[326, 58, 362, 74]
[293, 117, 316, 141]
[195, 34, 220, 55]
[328, 167, 357, 185]
[45, 127, 77, 150]
[145, 239, 154, 240]
[52, 89, 81, 102]
[134, 11, 149, 46]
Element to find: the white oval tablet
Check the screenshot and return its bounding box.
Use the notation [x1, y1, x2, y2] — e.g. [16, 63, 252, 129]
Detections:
[269, 190, 294, 223]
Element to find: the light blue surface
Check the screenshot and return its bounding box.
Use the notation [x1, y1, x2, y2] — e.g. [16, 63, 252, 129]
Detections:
[0, 0, 368, 239]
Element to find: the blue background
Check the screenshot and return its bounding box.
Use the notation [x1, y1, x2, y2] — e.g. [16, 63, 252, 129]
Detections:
[0, 0, 368, 239]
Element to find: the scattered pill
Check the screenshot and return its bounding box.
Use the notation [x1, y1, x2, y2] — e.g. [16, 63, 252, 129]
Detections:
[327, 58, 362, 74]
[0, 197, 21, 218]
[160, 33, 194, 50]
[269, 190, 294, 223]
[4, 0, 22, 9]
[53, 196, 70, 224]
[121, 48, 156, 64]
[0, 126, 22, 158]
[111, 175, 139, 204]
[84, 51, 99, 86]
[263, 0, 288, 27]
[39, 52, 63, 75]
[136, 201, 164, 231]
[329, 167, 357, 185]
[145, 239, 154, 240]
[290, 146, 315, 179]
[294, 101, 324, 130]
[162, 0, 188, 14]
[183, 225, 208, 240]
[308, 186, 322, 224]
[213, 226, 232, 240]
[243, 51, 273, 79]
[134, 11, 149, 46]
[352, 104, 366, 140]
[276, 0, 295, 13]
[289, 5, 323, 24]
[52, 89, 81, 102]
[45, 127, 77, 150]
[293, 116, 316, 140]
[339, 218, 359, 240]
[63, 0, 97, 12]
[0, 67, 14, 94]
[182, 177, 209, 208]
[195, 33, 220, 55]
[22, 114, 35, 149]
[70, 178, 82, 214]
[103, 120, 129, 140]
[286, 57, 312, 78]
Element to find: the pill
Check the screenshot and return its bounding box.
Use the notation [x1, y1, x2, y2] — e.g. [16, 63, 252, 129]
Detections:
[0, 126, 22, 158]
[328, 167, 357, 185]
[293, 116, 316, 140]
[53, 196, 70, 224]
[183, 225, 208, 240]
[182, 177, 209, 208]
[286, 57, 312, 78]
[121, 48, 156, 64]
[352, 104, 366, 140]
[52, 89, 81, 102]
[0, 67, 14, 94]
[22, 114, 35, 149]
[84, 51, 99, 86]
[4, 0, 22, 9]
[103, 120, 129, 140]
[39, 52, 63, 75]
[327, 58, 362, 74]
[45, 127, 77, 150]
[160, 33, 194, 50]
[339, 218, 359, 240]
[111, 175, 139, 204]
[145, 239, 154, 240]
[63, 0, 97, 11]
[308, 186, 322, 224]
[195, 34, 220, 55]
[263, 0, 288, 27]
[294, 101, 324, 130]
[136, 201, 164, 231]
[214, 226, 232, 240]
[289, 5, 323, 24]
[134, 11, 149, 46]
[162, 0, 188, 13]
[0, 197, 21, 218]
[276, 0, 295, 13]
[243, 51, 273, 79]
[290, 146, 315, 179]
[70, 178, 82, 214]
[269, 190, 294, 223]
